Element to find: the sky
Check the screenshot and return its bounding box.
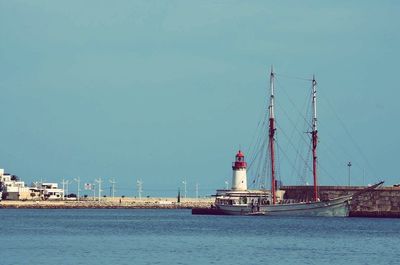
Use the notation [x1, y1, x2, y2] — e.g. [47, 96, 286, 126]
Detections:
[0, 1, 399, 197]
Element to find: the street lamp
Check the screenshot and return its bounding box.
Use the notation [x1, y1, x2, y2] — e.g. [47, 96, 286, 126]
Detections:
[74, 177, 80, 201]
[136, 179, 143, 199]
[109, 178, 116, 198]
[182, 179, 187, 199]
[347, 162, 352, 186]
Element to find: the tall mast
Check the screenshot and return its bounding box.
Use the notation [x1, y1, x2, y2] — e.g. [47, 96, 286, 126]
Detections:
[269, 66, 276, 204]
[311, 75, 319, 201]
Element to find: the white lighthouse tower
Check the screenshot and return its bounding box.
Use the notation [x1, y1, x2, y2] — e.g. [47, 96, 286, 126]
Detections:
[231, 150, 247, 191]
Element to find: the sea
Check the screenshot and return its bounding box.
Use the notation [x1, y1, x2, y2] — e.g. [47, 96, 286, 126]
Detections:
[0, 209, 399, 265]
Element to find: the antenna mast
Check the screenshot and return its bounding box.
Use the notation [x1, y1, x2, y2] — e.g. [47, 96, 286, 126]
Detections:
[311, 76, 319, 201]
[269, 66, 276, 204]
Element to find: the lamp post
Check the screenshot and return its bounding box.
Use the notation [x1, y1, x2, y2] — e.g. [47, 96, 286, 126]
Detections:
[92, 183, 96, 200]
[109, 178, 116, 198]
[182, 178, 187, 199]
[347, 162, 352, 186]
[95, 178, 102, 202]
[74, 177, 80, 201]
[136, 179, 143, 199]
[61, 179, 70, 200]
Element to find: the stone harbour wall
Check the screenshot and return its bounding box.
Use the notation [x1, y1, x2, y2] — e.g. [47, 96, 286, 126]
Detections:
[281, 185, 400, 217]
[0, 197, 215, 209]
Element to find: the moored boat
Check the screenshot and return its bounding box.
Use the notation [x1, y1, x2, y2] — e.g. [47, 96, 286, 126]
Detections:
[210, 67, 382, 217]
[213, 150, 353, 217]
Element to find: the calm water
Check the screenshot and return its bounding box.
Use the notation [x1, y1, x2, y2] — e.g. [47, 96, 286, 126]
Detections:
[0, 209, 399, 265]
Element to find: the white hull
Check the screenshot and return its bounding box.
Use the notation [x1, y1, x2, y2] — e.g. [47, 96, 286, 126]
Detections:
[216, 196, 352, 217]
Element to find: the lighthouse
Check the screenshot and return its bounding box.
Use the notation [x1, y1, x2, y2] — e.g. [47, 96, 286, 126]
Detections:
[231, 150, 247, 191]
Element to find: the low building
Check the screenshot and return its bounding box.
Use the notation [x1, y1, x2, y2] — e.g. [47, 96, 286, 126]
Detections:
[0, 169, 64, 200]
[30, 182, 64, 200]
[42, 182, 64, 200]
[0, 170, 31, 200]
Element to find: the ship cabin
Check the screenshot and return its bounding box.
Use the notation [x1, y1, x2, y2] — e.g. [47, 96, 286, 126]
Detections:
[214, 189, 275, 206]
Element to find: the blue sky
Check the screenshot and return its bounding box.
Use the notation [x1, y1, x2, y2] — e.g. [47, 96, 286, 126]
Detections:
[0, 1, 399, 196]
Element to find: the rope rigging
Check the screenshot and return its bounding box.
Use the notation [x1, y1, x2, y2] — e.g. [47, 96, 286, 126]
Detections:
[246, 69, 373, 188]
[319, 92, 377, 179]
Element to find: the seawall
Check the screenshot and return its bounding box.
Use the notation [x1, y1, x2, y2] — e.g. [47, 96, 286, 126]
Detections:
[0, 197, 214, 209]
[281, 185, 400, 218]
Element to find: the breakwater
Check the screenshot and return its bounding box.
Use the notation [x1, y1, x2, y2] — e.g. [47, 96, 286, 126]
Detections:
[281, 185, 400, 218]
[3, 187, 400, 218]
[0, 197, 214, 209]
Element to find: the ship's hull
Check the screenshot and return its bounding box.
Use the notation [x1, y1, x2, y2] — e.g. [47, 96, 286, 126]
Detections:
[216, 196, 352, 217]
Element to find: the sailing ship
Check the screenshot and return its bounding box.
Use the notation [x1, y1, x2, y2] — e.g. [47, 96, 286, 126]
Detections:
[212, 68, 381, 217]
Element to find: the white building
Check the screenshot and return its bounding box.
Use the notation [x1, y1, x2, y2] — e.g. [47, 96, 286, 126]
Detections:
[0, 169, 31, 200]
[0, 169, 64, 200]
[41, 183, 64, 200]
[30, 182, 65, 200]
